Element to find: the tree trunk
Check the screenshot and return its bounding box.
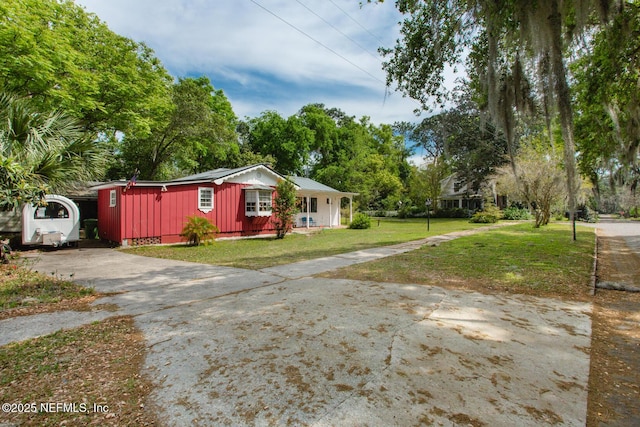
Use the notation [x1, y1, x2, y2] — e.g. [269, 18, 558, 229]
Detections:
[548, 0, 579, 240]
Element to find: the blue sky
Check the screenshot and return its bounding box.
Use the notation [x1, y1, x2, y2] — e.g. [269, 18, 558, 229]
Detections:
[74, 0, 442, 126]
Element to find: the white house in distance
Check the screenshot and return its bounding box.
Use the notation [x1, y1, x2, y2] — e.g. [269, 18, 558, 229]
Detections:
[439, 174, 507, 211]
[292, 176, 357, 228]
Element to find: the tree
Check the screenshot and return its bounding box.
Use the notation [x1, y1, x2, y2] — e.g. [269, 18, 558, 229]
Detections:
[396, 116, 447, 160]
[412, 97, 509, 200]
[379, 0, 625, 239]
[0, 92, 106, 209]
[246, 104, 412, 211]
[0, 157, 47, 211]
[272, 179, 298, 239]
[445, 108, 509, 196]
[115, 77, 239, 180]
[407, 158, 450, 212]
[572, 2, 640, 211]
[352, 154, 405, 210]
[299, 104, 339, 169]
[247, 111, 313, 175]
[0, 0, 173, 136]
[302, 107, 411, 210]
[496, 140, 566, 228]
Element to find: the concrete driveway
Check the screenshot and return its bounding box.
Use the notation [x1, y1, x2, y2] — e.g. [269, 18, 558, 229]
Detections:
[7, 229, 592, 426]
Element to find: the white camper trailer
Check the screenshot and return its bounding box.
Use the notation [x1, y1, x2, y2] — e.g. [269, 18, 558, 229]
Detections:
[21, 195, 80, 247]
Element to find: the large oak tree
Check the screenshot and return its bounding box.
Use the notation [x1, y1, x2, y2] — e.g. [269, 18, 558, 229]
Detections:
[378, 0, 626, 238]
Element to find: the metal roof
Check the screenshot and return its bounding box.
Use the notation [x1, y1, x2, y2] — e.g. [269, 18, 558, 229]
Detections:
[292, 176, 358, 196]
[90, 164, 285, 190]
[171, 164, 273, 182]
[90, 165, 357, 197]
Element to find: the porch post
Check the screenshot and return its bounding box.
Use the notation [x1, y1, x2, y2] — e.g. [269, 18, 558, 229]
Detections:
[306, 195, 310, 229]
[329, 196, 333, 228]
[349, 196, 353, 223]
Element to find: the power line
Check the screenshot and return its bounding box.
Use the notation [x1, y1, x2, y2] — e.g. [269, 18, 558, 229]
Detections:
[249, 0, 385, 85]
[294, 0, 381, 62]
[326, 0, 385, 45]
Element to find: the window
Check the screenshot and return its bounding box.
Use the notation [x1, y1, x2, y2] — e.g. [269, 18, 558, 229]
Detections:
[34, 202, 69, 219]
[245, 190, 272, 216]
[259, 191, 272, 212]
[297, 197, 317, 213]
[198, 187, 214, 213]
[109, 190, 116, 207]
[442, 199, 459, 209]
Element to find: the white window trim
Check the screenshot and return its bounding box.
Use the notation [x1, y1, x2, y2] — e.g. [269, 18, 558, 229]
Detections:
[198, 187, 214, 213]
[109, 189, 116, 207]
[245, 190, 272, 217]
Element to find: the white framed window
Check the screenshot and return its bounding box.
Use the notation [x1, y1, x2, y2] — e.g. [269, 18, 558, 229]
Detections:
[259, 191, 272, 212]
[297, 197, 317, 213]
[109, 189, 116, 207]
[198, 187, 214, 213]
[245, 190, 272, 217]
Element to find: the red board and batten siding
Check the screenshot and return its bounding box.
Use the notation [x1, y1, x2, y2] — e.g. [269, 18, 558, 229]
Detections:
[97, 187, 122, 243]
[97, 183, 275, 245]
[122, 187, 162, 240]
[159, 185, 194, 243]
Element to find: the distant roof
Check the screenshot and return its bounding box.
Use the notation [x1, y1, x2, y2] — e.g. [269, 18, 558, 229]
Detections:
[292, 176, 358, 196]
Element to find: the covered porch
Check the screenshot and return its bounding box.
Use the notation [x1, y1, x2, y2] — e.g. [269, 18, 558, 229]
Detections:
[292, 177, 357, 229]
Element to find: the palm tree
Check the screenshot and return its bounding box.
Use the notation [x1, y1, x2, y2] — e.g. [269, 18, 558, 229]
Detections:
[0, 93, 106, 210]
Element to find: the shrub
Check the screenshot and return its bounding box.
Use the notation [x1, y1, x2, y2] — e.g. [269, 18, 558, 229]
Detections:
[469, 205, 502, 223]
[576, 205, 599, 223]
[349, 213, 372, 229]
[502, 206, 532, 220]
[273, 179, 298, 239]
[433, 208, 469, 218]
[180, 216, 219, 246]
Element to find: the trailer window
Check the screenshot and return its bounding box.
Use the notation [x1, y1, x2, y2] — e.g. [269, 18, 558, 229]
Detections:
[34, 202, 69, 219]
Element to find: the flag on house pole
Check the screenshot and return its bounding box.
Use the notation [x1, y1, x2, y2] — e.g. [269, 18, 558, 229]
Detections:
[124, 169, 139, 193]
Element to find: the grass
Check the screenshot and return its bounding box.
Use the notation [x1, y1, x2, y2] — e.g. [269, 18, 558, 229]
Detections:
[0, 264, 94, 313]
[321, 223, 596, 300]
[122, 218, 490, 269]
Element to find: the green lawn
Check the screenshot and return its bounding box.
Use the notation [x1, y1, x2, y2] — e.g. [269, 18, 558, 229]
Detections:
[123, 218, 490, 270]
[321, 223, 595, 300]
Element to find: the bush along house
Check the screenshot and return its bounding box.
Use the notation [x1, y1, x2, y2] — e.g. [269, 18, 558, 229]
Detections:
[91, 164, 356, 246]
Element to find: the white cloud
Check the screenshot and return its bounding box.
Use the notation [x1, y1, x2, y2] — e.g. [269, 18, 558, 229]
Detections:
[76, 0, 433, 124]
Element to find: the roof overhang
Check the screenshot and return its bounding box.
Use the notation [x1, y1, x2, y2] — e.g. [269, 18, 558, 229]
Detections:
[243, 185, 274, 191]
[296, 190, 358, 198]
[212, 164, 288, 186]
[89, 180, 213, 191]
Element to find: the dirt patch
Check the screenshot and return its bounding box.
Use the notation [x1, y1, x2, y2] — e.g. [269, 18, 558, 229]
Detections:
[587, 232, 640, 426]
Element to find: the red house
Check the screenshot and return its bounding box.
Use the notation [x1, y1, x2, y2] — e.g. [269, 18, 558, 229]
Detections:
[91, 164, 356, 246]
